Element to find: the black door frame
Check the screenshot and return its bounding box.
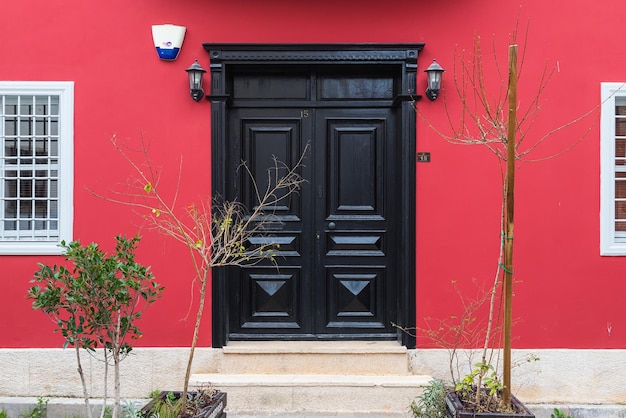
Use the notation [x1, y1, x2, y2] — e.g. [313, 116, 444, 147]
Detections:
[205, 43, 424, 348]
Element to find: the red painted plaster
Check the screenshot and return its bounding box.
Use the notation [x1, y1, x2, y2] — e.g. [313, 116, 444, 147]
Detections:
[1, 0, 625, 349]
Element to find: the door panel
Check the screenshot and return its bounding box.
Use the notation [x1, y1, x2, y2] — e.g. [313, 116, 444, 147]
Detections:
[240, 116, 306, 220]
[239, 268, 304, 331]
[325, 118, 384, 215]
[228, 109, 313, 337]
[315, 108, 397, 336]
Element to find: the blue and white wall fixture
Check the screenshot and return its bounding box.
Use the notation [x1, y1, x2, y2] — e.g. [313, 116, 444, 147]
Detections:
[152, 24, 186, 61]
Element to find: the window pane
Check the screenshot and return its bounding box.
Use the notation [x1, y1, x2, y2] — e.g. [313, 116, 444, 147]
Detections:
[20, 139, 33, 156]
[20, 119, 32, 137]
[4, 139, 17, 156]
[616, 138, 626, 165]
[49, 97, 59, 116]
[50, 180, 58, 198]
[20, 100, 32, 116]
[35, 179, 48, 198]
[19, 200, 32, 218]
[4, 200, 16, 218]
[4, 220, 16, 231]
[35, 118, 47, 136]
[5, 179, 16, 198]
[35, 96, 48, 115]
[35, 200, 48, 220]
[19, 175, 33, 197]
[616, 118, 626, 137]
[4, 97, 18, 115]
[616, 178, 626, 199]
[50, 200, 58, 218]
[50, 118, 58, 135]
[35, 139, 47, 156]
[5, 117, 17, 136]
[616, 200, 626, 231]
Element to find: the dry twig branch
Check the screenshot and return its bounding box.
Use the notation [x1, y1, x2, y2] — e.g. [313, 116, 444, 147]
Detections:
[91, 134, 309, 409]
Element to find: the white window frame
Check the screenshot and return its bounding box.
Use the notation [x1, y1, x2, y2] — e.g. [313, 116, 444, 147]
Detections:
[0, 81, 73, 255]
[600, 82, 626, 255]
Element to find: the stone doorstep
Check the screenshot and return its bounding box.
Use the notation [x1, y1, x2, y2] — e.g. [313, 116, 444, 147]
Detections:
[216, 341, 412, 375]
[222, 341, 408, 354]
[204, 341, 424, 414]
[190, 374, 431, 415]
[191, 373, 431, 387]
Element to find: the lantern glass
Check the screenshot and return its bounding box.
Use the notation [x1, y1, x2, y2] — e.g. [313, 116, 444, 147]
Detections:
[428, 71, 442, 91]
[189, 70, 203, 90]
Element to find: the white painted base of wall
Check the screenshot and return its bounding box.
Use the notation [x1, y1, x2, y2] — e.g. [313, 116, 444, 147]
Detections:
[1, 347, 625, 405]
[409, 348, 626, 404]
[0, 348, 216, 398]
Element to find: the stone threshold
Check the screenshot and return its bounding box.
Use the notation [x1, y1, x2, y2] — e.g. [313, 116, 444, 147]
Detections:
[222, 340, 407, 354]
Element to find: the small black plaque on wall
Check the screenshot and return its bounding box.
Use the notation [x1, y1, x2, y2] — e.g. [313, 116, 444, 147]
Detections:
[417, 152, 431, 162]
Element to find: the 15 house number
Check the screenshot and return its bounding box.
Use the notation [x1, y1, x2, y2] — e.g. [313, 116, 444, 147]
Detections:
[417, 152, 431, 162]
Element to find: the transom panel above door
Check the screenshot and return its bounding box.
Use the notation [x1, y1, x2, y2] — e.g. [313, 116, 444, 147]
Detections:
[206, 44, 423, 347]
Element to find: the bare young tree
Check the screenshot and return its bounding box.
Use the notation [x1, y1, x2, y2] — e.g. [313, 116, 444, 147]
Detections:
[93, 135, 308, 410]
[417, 24, 597, 411]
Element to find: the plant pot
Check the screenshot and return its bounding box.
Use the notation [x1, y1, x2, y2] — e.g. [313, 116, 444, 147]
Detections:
[445, 391, 534, 418]
[141, 390, 227, 418]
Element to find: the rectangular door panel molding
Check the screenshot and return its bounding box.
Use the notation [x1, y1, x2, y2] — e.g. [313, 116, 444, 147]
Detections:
[240, 117, 306, 220]
[326, 232, 385, 257]
[325, 117, 386, 219]
[324, 267, 387, 329]
[239, 268, 303, 330]
[247, 234, 300, 257]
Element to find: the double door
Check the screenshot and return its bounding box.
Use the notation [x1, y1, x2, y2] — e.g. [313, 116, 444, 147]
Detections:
[226, 106, 400, 339]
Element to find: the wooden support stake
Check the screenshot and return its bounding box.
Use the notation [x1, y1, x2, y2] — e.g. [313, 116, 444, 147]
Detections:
[503, 43, 518, 408]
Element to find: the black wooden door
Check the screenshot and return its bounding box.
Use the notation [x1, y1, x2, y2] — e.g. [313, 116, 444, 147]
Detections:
[207, 45, 421, 347]
[226, 105, 399, 340]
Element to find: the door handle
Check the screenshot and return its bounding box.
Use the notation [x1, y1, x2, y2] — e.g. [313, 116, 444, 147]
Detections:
[328, 222, 336, 230]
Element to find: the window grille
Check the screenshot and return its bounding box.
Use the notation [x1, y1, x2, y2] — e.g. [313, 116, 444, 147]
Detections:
[0, 82, 73, 254]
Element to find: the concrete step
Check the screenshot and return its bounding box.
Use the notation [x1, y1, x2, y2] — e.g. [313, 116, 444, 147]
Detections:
[190, 373, 430, 415]
[216, 341, 411, 375]
[196, 341, 429, 415]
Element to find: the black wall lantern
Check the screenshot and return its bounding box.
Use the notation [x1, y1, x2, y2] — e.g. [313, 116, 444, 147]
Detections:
[424, 59, 445, 101]
[185, 60, 207, 102]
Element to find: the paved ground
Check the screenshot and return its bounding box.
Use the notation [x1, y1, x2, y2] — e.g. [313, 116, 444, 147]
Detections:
[3, 397, 626, 418]
[228, 406, 626, 418]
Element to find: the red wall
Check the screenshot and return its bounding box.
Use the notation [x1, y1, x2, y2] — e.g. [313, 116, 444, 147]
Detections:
[1, 0, 625, 349]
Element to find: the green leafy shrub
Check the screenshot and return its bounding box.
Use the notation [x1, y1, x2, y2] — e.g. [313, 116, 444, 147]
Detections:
[411, 379, 448, 418]
[551, 408, 575, 418]
[28, 235, 164, 418]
